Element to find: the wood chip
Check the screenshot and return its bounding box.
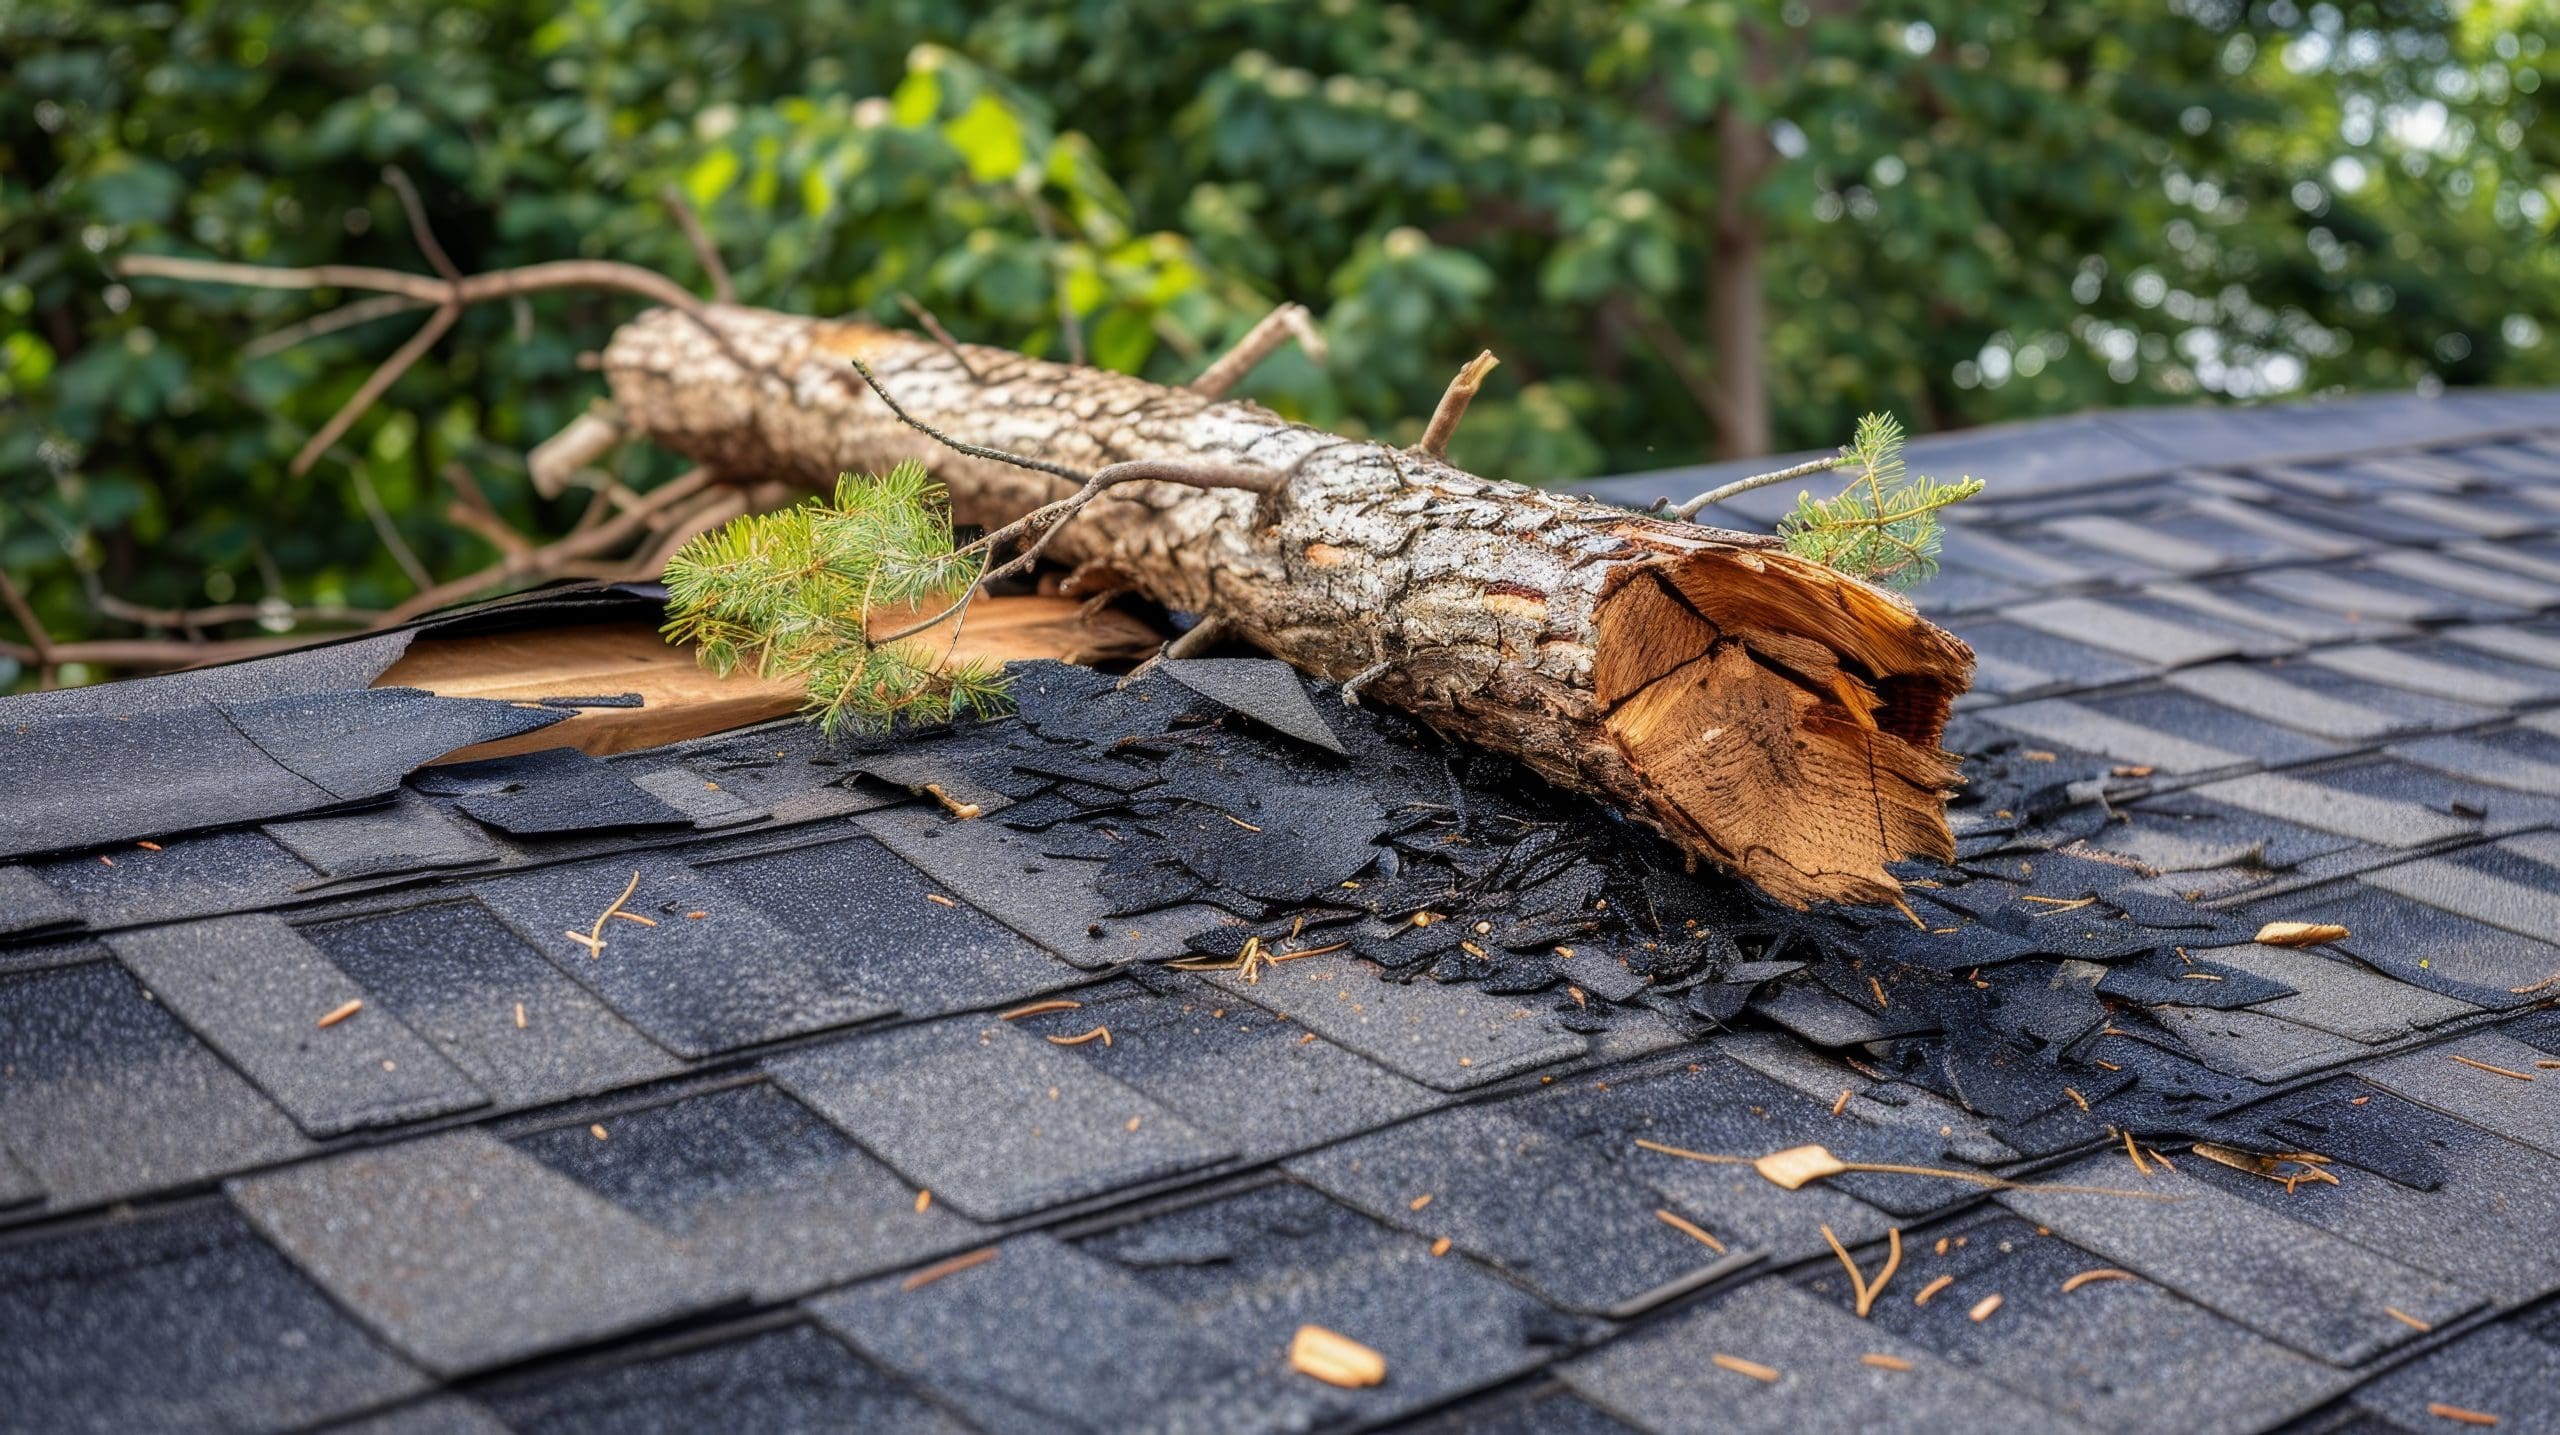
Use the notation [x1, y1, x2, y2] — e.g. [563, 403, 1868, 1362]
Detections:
[2449, 1053, 2535, 1082]
[1747, 1143, 1851, 1190]
[2386, 1305, 2434, 1332]
[924, 893, 957, 907]
[1868, 975, 1890, 1009]
[513, 1002, 527, 1029]
[914, 1189, 931, 1213]
[2254, 920, 2349, 947]
[135, 840, 162, 851]
[590, 1123, 608, 1140]
[923, 782, 981, 819]
[1289, 1325, 1386, 1388]
[1001, 999, 1084, 1020]
[686, 910, 708, 920]
[1830, 1088, 1853, 1116]
[1914, 1274, 1954, 1307]
[2061, 1268, 2135, 1293]
[1655, 1208, 1726, 1254]
[2425, 1403, 2499, 1427]
[1045, 1025, 1112, 1047]
[315, 998, 363, 1029]
[1968, 1293, 2004, 1323]
[902, 1246, 998, 1291]
[1429, 1236, 1451, 1257]
[1860, 1353, 1913, 1372]
[1710, 1353, 1780, 1383]
[1223, 813, 1263, 832]
[1407, 1193, 1433, 1211]
[2064, 1086, 2089, 1112]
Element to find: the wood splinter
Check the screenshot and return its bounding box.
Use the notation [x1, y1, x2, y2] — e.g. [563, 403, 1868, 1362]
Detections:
[1415, 350, 1499, 461]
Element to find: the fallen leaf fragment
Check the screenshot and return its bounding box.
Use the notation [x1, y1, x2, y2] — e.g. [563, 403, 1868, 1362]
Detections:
[2255, 920, 2349, 947]
[1290, 1325, 1386, 1388]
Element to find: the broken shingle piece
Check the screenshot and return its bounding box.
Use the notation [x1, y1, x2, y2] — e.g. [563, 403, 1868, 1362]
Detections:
[263, 791, 507, 880]
[104, 913, 488, 1139]
[767, 1018, 1232, 1222]
[229, 1129, 743, 1377]
[0, 1201, 429, 1433]
[469, 852, 890, 1058]
[859, 805, 1228, 967]
[431, 747, 696, 836]
[1157, 657, 1349, 754]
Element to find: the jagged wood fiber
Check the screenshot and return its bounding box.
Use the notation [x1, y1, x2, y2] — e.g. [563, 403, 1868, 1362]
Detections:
[602, 306, 1974, 906]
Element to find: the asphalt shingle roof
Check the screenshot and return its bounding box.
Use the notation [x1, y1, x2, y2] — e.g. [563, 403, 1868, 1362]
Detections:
[7, 391, 2560, 1430]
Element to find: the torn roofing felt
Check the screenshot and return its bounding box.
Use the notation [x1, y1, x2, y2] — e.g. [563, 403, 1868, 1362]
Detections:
[8, 398, 2560, 1432]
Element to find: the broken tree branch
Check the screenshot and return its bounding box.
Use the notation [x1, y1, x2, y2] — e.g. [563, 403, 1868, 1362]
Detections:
[1416, 350, 1498, 460]
[606, 306, 1974, 906]
[897, 294, 980, 381]
[1665, 452, 1855, 520]
[1191, 302, 1327, 398]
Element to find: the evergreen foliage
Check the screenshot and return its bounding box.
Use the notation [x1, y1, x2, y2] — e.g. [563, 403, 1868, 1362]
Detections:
[1778, 413, 1983, 590]
[658, 461, 1007, 733]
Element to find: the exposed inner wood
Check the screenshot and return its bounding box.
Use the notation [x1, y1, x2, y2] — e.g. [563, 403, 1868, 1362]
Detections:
[384, 594, 1156, 762]
[598, 305, 1975, 905]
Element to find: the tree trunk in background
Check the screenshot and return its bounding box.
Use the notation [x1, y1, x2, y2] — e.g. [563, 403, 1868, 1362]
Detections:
[1710, 102, 1774, 460]
[601, 306, 1973, 907]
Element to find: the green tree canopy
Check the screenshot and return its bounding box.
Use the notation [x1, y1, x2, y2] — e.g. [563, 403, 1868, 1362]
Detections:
[3, 0, 2553, 684]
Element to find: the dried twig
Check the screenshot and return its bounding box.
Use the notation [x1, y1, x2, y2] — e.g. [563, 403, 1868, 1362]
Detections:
[1191, 302, 1326, 398]
[658, 184, 737, 304]
[242, 292, 432, 359]
[0, 570, 59, 686]
[1415, 350, 1498, 461]
[381, 166, 461, 283]
[1663, 452, 1855, 521]
[897, 294, 979, 380]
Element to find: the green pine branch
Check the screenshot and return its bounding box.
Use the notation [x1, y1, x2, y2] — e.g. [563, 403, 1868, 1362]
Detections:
[659, 460, 1010, 735]
[1774, 412, 1983, 590]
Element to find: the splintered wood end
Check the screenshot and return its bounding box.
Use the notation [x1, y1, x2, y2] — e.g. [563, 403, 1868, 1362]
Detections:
[1595, 549, 1972, 908]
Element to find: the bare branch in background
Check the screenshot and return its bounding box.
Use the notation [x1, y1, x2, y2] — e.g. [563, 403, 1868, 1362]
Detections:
[658, 185, 737, 304]
[242, 293, 432, 359]
[381, 166, 462, 284]
[1190, 302, 1327, 398]
[897, 293, 980, 380]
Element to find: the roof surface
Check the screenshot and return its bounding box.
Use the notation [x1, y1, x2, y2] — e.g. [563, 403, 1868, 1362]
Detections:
[9, 390, 2560, 1433]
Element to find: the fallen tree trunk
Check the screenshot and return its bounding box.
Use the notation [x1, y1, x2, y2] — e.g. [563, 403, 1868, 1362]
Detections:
[602, 305, 1974, 908]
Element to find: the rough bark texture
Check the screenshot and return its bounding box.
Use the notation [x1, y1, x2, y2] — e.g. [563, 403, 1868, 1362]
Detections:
[602, 305, 1974, 907]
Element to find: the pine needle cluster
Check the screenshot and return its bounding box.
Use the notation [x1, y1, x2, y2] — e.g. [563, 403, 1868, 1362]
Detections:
[659, 461, 1010, 734]
[1777, 413, 1984, 589]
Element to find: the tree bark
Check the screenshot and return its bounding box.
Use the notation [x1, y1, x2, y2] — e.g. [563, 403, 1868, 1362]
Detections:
[601, 305, 1972, 908]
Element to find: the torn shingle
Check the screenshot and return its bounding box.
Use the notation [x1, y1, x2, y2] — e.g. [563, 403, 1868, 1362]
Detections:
[512, 1082, 984, 1302]
[2190, 942, 2479, 1044]
[469, 852, 890, 1058]
[301, 900, 685, 1110]
[229, 1129, 743, 1377]
[481, 1322, 967, 1435]
[696, 835, 1081, 1017]
[767, 1017, 1231, 1221]
[0, 958, 315, 1210]
[103, 914, 488, 1138]
[625, 765, 763, 827]
[264, 791, 507, 879]
[0, 1201, 430, 1433]
[433, 747, 696, 836]
[1156, 657, 1349, 754]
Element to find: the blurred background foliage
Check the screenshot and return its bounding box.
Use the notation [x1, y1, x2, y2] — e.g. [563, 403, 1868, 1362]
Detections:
[3, 0, 2556, 683]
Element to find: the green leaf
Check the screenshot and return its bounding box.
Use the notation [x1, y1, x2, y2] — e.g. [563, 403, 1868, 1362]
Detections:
[944, 93, 1026, 184]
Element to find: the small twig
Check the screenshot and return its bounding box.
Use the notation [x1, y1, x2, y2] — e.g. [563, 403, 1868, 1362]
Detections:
[242, 293, 432, 359]
[1663, 452, 1853, 521]
[375, 467, 716, 623]
[381, 166, 461, 284]
[0, 569, 59, 686]
[845, 356, 1091, 485]
[93, 594, 382, 631]
[1340, 659, 1391, 707]
[896, 294, 979, 380]
[1191, 302, 1326, 398]
[1162, 614, 1230, 660]
[347, 457, 434, 591]
[290, 302, 458, 476]
[658, 185, 737, 304]
[1415, 350, 1498, 460]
